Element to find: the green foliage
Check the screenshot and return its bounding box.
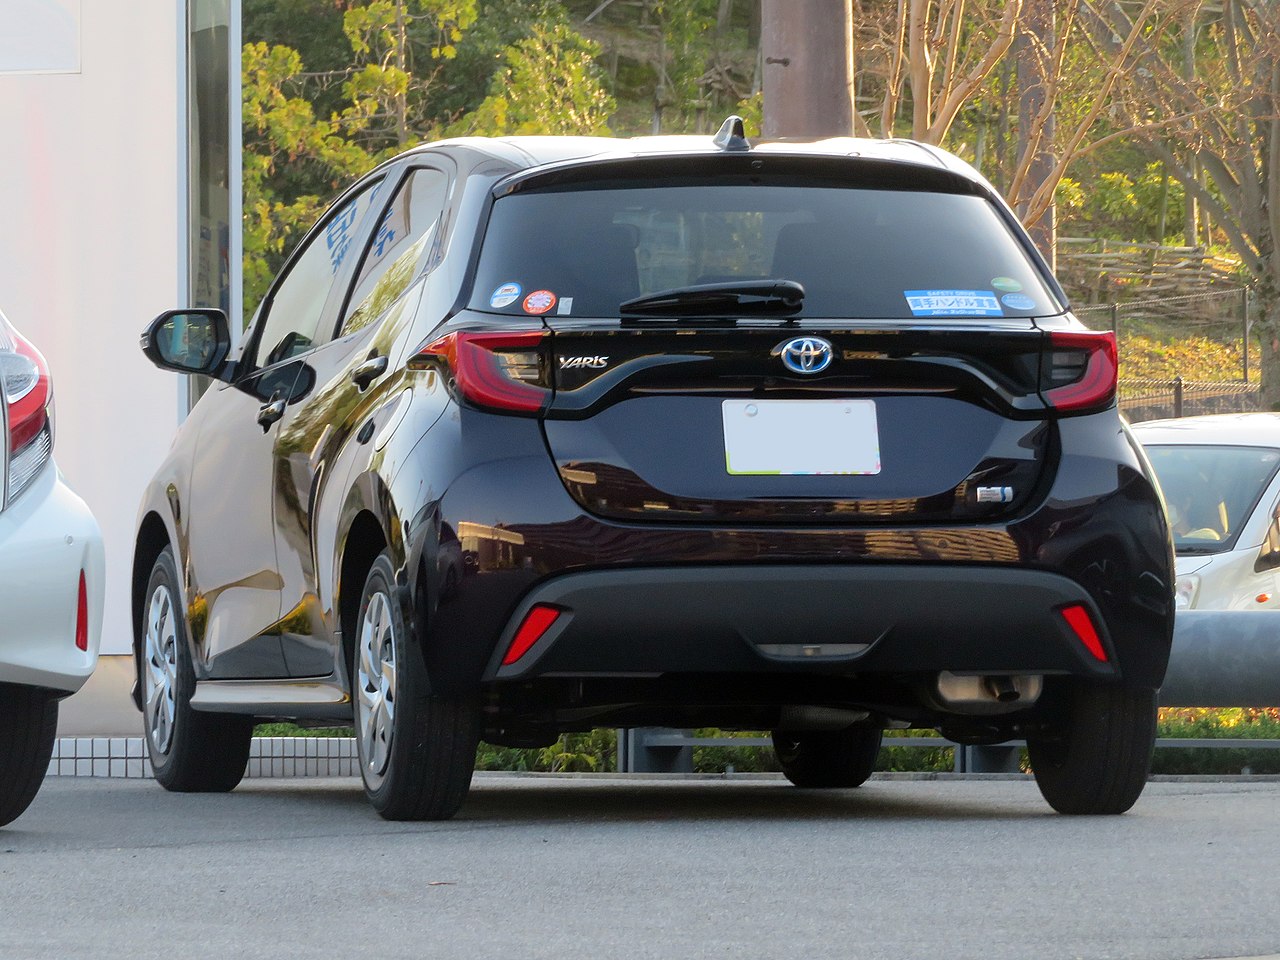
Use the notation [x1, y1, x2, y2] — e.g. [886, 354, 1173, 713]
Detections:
[448, 22, 615, 137]
[1057, 164, 1188, 243]
[257, 710, 1280, 776]
[475, 729, 616, 773]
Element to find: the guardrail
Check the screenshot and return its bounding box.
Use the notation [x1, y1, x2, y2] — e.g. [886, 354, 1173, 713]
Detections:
[618, 730, 1280, 774]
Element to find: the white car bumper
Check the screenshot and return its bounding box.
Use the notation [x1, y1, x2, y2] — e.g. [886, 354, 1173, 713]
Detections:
[0, 460, 104, 695]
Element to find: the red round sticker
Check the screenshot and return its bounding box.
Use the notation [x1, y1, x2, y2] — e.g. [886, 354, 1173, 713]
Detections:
[522, 290, 557, 315]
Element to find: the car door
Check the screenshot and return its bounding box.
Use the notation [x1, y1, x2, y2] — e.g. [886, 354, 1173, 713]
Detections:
[184, 175, 385, 678]
[271, 162, 455, 676]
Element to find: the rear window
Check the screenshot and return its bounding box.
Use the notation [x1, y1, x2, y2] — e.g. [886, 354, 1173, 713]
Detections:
[468, 182, 1062, 319]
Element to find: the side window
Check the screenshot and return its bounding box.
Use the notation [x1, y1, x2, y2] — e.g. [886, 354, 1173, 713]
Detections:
[338, 167, 450, 338]
[252, 178, 384, 368]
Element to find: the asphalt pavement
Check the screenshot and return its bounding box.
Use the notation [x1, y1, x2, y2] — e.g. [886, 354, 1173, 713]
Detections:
[2, 774, 1278, 960]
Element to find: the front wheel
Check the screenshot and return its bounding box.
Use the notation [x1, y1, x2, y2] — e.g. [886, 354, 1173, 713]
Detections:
[354, 552, 478, 821]
[0, 684, 58, 827]
[1026, 680, 1157, 815]
[772, 725, 883, 788]
[141, 546, 253, 792]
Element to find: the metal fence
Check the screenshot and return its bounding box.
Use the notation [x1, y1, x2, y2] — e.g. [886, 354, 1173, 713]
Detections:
[1073, 288, 1262, 422]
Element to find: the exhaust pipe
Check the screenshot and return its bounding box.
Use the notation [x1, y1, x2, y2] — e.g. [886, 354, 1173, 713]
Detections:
[933, 672, 1043, 715]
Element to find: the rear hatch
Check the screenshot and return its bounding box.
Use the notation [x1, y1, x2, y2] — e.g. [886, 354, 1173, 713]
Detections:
[543, 319, 1054, 523]
[446, 154, 1115, 525]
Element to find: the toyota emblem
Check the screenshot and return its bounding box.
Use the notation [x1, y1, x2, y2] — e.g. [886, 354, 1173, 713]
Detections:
[776, 336, 834, 375]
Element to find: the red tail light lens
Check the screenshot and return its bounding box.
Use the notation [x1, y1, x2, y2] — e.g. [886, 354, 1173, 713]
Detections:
[1041, 330, 1117, 413]
[3, 327, 51, 453]
[409, 330, 550, 414]
[502, 604, 562, 666]
[1060, 604, 1108, 662]
[2, 322, 53, 504]
[75, 570, 89, 652]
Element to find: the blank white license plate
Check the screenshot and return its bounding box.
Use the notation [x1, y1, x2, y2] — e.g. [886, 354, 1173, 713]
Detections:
[722, 399, 881, 475]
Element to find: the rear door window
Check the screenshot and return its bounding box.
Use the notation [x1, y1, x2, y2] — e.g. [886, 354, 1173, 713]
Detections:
[469, 183, 1061, 320]
[339, 166, 451, 337]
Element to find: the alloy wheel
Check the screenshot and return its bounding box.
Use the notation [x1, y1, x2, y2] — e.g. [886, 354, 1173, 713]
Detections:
[356, 590, 397, 786]
[142, 583, 178, 755]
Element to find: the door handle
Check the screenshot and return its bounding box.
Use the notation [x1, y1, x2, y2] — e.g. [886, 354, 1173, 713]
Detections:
[352, 354, 388, 391]
[257, 397, 286, 431]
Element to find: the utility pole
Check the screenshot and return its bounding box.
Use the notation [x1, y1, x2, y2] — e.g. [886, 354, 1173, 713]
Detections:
[1016, 0, 1056, 268]
[761, 0, 854, 138]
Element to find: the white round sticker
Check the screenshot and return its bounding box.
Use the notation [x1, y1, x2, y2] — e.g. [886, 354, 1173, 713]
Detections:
[489, 282, 522, 309]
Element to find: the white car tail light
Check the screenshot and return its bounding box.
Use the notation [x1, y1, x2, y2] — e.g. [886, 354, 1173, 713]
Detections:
[0, 318, 53, 507]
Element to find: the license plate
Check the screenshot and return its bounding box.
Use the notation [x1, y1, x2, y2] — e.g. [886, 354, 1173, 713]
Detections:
[722, 399, 881, 475]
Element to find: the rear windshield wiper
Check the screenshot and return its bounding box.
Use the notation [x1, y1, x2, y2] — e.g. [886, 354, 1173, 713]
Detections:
[619, 279, 805, 317]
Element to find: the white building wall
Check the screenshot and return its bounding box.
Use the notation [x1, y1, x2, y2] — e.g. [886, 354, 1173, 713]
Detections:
[0, 0, 185, 676]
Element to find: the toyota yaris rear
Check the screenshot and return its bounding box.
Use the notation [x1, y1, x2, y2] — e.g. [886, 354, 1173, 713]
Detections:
[132, 127, 1174, 820]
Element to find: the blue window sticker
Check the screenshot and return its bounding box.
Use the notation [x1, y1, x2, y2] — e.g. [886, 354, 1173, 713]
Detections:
[904, 290, 1002, 317]
[490, 281, 522, 309]
[1001, 293, 1037, 311]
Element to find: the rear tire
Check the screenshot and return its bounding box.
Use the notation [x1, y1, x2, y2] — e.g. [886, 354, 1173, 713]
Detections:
[0, 684, 58, 827]
[772, 725, 883, 788]
[1027, 680, 1157, 815]
[141, 546, 253, 792]
[354, 552, 478, 821]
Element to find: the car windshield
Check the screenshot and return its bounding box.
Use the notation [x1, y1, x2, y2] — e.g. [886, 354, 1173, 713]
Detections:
[1144, 444, 1280, 554]
[469, 182, 1061, 319]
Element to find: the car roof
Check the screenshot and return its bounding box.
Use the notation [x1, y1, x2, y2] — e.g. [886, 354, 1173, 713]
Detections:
[413, 131, 972, 182]
[1131, 413, 1280, 447]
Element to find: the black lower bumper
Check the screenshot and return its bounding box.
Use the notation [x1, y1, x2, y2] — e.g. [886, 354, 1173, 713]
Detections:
[482, 564, 1118, 682]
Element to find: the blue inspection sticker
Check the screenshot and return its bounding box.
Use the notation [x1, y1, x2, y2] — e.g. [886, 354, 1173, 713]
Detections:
[489, 282, 522, 309]
[904, 290, 1002, 317]
[1001, 293, 1037, 311]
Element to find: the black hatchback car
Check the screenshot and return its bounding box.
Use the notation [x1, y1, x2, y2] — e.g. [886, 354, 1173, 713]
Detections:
[133, 119, 1174, 819]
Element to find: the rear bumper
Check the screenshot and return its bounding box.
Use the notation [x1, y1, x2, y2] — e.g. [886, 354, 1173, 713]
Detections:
[483, 564, 1117, 682]
[0, 462, 104, 695]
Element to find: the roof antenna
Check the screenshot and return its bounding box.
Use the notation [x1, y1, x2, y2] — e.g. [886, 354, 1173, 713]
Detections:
[712, 115, 751, 152]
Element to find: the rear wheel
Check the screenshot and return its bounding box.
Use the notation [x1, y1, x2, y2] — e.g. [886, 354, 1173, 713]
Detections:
[0, 684, 58, 827]
[1027, 680, 1157, 815]
[772, 725, 883, 788]
[141, 546, 253, 792]
[354, 552, 478, 821]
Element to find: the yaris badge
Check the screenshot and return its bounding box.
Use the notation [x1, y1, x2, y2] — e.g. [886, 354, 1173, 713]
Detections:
[776, 336, 834, 374]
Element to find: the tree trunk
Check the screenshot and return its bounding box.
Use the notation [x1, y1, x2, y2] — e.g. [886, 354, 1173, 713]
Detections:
[1257, 285, 1280, 411]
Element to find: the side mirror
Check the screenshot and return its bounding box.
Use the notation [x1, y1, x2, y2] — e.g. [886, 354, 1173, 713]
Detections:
[1257, 507, 1280, 572]
[140, 309, 233, 380]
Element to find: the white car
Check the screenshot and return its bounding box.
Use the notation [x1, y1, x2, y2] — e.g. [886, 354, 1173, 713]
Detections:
[1133, 413, 1280, 611]
[0, 309, 103, 827]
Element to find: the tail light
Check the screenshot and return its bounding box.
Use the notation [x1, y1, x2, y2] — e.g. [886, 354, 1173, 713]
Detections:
[1041, 330, 1117, 413]
[75, 569, 89, 652]
[502, 604, 563, 666]
[408, 330, 551, 415]
[1, 323, 53, 504]
[1060, 603, 1108, 663]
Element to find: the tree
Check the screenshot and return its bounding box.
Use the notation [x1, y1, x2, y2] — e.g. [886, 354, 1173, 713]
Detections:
[240, 0, 611, 314]
[1096, 0, 1280, 404]
[447, 21, 615, 136]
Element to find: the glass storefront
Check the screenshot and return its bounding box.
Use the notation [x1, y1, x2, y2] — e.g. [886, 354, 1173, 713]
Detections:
[187, 0, 236, 404]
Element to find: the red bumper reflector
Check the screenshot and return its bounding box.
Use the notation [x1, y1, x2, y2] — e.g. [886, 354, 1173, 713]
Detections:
[75, 570, 89, 652]
[502, 605, 561, 666]
[1061, 604, 1107, 662]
